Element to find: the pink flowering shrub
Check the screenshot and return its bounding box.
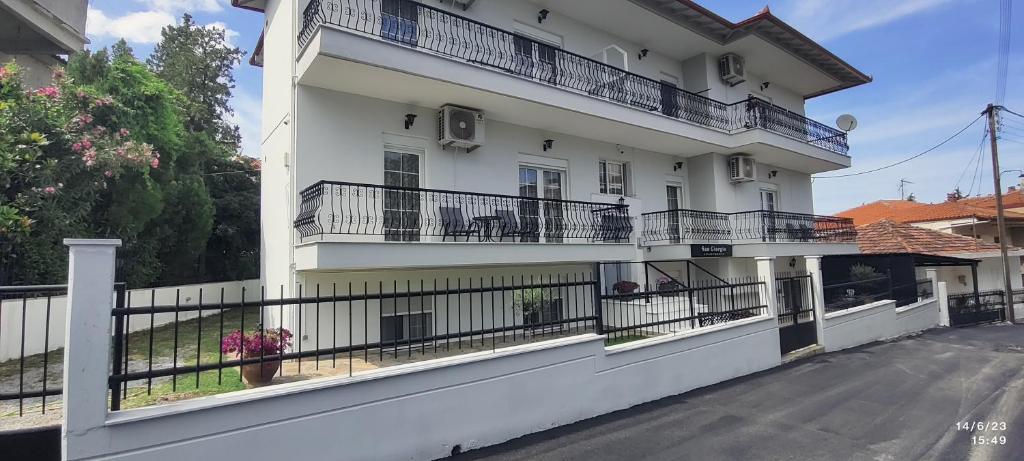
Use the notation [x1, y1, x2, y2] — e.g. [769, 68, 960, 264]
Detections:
[221, 327, 293, 358]
[0, 62, 161, 238]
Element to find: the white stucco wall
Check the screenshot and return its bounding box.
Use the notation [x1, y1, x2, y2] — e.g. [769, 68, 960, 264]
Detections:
[65, 317, 781, 461]
[820, 297, 940, 353]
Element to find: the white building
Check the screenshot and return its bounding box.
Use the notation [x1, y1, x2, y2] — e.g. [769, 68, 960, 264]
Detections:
[233, 0, 869, 347]
[0, 0, 89, 87]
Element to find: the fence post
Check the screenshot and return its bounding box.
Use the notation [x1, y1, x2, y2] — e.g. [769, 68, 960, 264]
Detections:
[62, 239, 121, 460]
[936, 281, 950, 326]
[804, 256, 827, 346]
[754, 257, 778, 317]
[592, 262, 604, 335]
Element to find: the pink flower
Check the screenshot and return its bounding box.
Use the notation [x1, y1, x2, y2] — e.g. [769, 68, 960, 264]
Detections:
[0, 67, 8, 80]
[80, 138, 92, 150]
[118, 128, 130, 137]
[71, 143, 83, 153]
[51, 68, 65, 80]
[33, 87, 60, 99]
[104, 170, 113, 178]
[43, 186, 57, 195]
[150, 157, 160, 169]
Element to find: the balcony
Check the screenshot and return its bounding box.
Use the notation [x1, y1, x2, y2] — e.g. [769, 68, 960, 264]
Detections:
[297, 0, 850, 157]
[292, 181, 636, 270]
[641, 209, 858, 258]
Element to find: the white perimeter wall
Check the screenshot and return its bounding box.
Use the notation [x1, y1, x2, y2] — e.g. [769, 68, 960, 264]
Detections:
[820, 297, 940, 353]
[0, 280, 260, 362]
[66, 317, 781, 461]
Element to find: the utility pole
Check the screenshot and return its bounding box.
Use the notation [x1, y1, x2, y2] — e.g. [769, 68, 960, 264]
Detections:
[985, 103, 1016, 323]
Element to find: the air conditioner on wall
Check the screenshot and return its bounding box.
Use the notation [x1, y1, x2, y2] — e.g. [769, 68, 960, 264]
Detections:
[438, 104, 485, 151]
[728, 155, 756, 183]
[718, 53, 746, 87]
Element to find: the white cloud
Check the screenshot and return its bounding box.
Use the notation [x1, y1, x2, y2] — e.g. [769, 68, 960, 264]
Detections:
[781, 0, 955, 42]
[138, 0, 225, 13]
[86, 7, 176, 44]
[205, 21, 240, 47]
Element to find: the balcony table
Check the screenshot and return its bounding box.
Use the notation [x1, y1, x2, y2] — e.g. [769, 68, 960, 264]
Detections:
[472, 215, 503, 242]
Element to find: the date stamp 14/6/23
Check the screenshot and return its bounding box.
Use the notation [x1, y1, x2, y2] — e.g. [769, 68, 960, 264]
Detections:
[956, 421, 1009, 445]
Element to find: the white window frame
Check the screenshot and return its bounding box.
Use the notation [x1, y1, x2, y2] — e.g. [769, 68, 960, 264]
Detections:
[598, 45, 629, 71]
[599, 159, 628, 196]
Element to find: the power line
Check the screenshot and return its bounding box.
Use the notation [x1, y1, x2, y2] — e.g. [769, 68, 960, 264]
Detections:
[814, 114, 985, 179]
[954, 127, 989, 191]
[995, 0, 1013, 104]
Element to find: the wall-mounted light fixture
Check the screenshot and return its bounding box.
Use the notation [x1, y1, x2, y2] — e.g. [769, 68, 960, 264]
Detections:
[542, 139, 554, 151]
[538, 9, 549, 23]
[789, 257, 797, 268]
[769, 170, 778, 178]
[638, 49, 649, 60]
[673, 161, 684, 171]
[760, 82, 771, 91]
[404, 113, 417, 130]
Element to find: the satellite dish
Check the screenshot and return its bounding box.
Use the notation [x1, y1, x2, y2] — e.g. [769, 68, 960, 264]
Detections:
[836, 114, 858, 132]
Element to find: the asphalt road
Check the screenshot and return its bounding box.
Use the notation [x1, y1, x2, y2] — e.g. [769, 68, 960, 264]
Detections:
[453, 324, 1024, 461]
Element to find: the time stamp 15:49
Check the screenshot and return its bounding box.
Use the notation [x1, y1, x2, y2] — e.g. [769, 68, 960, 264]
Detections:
[956, 421, 1009, 445]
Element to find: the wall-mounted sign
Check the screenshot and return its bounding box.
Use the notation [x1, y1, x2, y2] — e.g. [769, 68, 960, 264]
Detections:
[691, 244, 732, 257]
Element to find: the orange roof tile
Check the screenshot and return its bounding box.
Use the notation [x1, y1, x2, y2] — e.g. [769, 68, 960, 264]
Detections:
[856, 220, 1016, 256]
[836, 200, 927, 226]
[837, 199, 1024, 226]
[958, 188, 1024, 210]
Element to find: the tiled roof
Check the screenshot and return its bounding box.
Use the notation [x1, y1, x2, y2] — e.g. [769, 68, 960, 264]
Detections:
[837, 199, 1024, 226]
[856, 220, 1016, 256]
[958, 188, 1024, 210]
[836, 200, 927, 226]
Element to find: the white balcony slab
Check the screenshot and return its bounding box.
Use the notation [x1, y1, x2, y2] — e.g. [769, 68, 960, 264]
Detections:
[294, 241, 638, 271]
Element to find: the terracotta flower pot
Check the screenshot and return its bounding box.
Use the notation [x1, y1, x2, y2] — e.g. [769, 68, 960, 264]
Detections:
[241, 359, 281, 387]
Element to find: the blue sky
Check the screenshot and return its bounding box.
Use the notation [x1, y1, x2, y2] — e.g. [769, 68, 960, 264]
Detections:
[84, 0, 1023, 214]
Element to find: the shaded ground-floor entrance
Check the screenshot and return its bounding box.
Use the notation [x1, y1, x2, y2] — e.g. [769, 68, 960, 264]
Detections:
[455, 324, 1024, 461]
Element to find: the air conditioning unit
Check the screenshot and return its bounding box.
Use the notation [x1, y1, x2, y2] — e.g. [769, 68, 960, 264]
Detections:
[718, 53, 746, 87]
[728, 155, 756, 183]
[438, 104, 485, 151]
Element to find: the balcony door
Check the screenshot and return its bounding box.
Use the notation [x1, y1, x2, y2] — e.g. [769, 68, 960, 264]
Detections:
[512, 35, 559, 84]
[760, 188, 778, 243]
[666, 183, 683, 244]
[519, 166, 565, 243]
[660, 74, 680, 118]
[381, 0, 419, 46]
[384, 151, 421, 242]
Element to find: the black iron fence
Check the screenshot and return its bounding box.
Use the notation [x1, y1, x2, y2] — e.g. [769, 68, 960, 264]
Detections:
[598, 275, 768, 344]
[298, 0, 849, 155]
[295, 181, 632, 243]
[823, 275, 932, 313]
[0, 285, 89, 417]
[948, 290, 1006, 327]
[641, 209, 856, 245]
[107, 272, 599, 411]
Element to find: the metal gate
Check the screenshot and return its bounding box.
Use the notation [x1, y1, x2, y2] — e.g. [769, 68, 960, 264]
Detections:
[776, 274, 817, 354]
[948, 290, 1005, 327]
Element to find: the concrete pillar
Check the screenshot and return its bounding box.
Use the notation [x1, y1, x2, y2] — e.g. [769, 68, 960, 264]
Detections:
[754, 257, 778, 317]
[62, 239, 120, 459]
[805, 256, 827, 346]
[937, 281, 951, 327]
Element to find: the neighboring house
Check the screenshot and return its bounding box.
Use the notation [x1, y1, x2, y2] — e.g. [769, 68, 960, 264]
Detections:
[856, 219, 1024, 295]
[232, 0, 868, 346]
[839, 182, 1024, 281]
[0, 0, 89, 87]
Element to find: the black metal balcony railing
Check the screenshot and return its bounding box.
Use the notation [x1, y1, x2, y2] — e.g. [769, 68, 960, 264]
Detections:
[641, 209, 856, 245]
[295, 181, 633, 243]
[298, 0, 850, 155]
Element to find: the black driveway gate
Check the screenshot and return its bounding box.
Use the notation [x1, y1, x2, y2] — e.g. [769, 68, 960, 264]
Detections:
[948, 290, 1005, 327]
[776, 274, 817, 354]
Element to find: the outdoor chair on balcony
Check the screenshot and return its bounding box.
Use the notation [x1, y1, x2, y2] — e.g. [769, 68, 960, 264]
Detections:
[440, 206, 479, 242]
[494, 209, 529, 242]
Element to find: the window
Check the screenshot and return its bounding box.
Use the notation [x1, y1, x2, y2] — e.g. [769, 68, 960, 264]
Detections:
[599, 160, 628, 195]
[380, 295, 433, 342]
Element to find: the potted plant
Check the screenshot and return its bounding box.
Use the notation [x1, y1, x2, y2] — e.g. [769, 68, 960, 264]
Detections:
[221, 326, 293, 387]
[514, 287, 552, 331]
[612, 280, 640, 300]
[656, 277, 681, 297]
